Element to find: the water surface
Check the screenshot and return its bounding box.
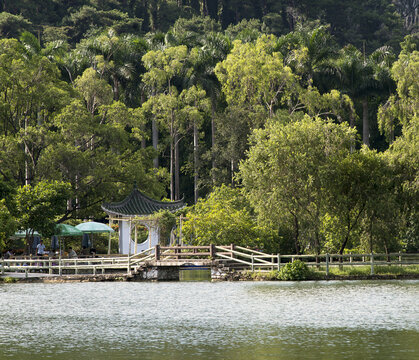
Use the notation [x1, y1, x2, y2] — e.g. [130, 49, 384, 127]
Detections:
[0, 280, 418, 359]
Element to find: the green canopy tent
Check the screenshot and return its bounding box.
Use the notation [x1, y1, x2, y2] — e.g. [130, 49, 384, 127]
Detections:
[55, 224, 84, 237]
[54, 224, 83, 269]
[13, 229, 42, 255]
[13, 229, 41, 238]
[75, 222, 114, 254]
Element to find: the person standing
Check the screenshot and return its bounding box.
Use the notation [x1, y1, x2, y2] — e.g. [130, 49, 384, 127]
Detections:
[36, 240, 46, 257]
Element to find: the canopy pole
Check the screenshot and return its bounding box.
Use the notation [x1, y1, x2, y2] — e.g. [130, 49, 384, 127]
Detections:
[108, 219, 112, 255]
[107, 232, 111, 255]
[59, 237, 62, 276]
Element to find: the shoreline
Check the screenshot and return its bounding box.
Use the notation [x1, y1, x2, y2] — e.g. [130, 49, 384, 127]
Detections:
[1, 272, 419, 283]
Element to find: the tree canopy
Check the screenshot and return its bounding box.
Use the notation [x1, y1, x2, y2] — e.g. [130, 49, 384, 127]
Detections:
[0, 1, 417, 254]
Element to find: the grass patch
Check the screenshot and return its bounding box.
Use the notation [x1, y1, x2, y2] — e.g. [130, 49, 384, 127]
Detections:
[248, 265, 419, 280]
[1, 276, 18, 283]
[312, 265, 419, 277]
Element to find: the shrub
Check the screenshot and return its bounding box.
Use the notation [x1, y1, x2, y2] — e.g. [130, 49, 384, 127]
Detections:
[277, 260, 311, 280]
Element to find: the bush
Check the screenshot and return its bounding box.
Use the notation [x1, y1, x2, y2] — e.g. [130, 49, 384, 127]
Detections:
[277, 260, 311, 280]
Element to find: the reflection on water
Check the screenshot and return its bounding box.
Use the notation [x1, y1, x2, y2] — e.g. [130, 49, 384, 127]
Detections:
[179, 268, 211, 281]
[0, 280, 418, 359]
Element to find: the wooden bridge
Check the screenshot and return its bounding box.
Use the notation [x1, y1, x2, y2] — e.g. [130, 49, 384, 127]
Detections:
[1, 245, 418, 279]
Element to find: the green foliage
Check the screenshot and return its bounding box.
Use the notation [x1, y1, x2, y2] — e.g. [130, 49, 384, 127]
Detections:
[2, 276, 18, 283]
[0, 199, 17, 252]
[15, 180, 71, 238]
[182, 185, 276, 249]
[315, 265, 419, 277]
[151, 210, 177, 245]
[0, 2, 415, 256]
[277, 260, 311, 281]
[215, 35, 295, 118]
[0, 12, 32, 38]
[240, 115, 356, 254]
[378, 40, 418, 141]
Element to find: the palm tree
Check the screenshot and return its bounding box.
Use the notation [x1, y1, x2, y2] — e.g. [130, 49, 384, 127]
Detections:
[69, 29, 148, 103]
[330, 45, 395, 147]
[186, 33, 232, 185]
[278, 23, 338, 86]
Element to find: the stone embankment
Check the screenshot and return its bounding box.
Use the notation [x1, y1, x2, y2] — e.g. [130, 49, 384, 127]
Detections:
[2, 269, 419, 283]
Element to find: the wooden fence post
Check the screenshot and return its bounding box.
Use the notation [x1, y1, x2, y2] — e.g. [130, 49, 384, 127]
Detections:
[277, 254, 281, 271]
[209, 244, 215, 259]
[326, 253, 329, 276]
[230, 244, 235, 258]
[1, 260, 4, 275]
[155, 245, 160, 261]
[251, 254, 254, 272]
[127, 254, 131, 275]
[370, 253, 374, 275]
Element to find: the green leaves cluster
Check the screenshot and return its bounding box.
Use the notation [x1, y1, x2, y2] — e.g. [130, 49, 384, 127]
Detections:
[182, 185, 276, 250]
[276, 260, 311, 281]
[0, 2, 416, 256]
[15, 181, 71, 238]
[0, 199, 17, 252]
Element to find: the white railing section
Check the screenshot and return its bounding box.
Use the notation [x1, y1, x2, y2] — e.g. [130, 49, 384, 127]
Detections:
[1, 246, 418, 277]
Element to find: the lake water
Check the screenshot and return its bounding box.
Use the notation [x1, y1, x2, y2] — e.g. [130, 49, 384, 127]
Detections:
[0, 280, 418, 359]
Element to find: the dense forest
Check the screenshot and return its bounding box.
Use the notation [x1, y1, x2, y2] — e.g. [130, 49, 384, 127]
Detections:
[0, 0, 418, 255]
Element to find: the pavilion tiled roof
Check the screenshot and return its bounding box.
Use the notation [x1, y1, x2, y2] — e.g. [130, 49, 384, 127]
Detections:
[101, 186, 185, 217]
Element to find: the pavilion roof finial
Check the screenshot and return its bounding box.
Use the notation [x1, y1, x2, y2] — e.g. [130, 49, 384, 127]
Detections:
[133, 181, 137, 190]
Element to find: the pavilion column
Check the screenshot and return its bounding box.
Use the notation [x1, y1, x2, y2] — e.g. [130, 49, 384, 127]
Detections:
[179, 216, 183, 246]
[148, 221, 151, 249]
[108, 219, 112, 255]
[134, 223, 138, 254]
[128, 220, 132, 256]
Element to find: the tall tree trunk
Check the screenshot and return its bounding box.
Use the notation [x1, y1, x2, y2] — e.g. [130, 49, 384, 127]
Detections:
[201, 0, 208, 16]
[152, 119, 158, 168]
[230, 159, 234, 186]
[193, 120, 199, 204]
[141, 92, 147, 148]
[369, 213, 374, 253]
[362, 99, 369, 147]
[211, 102, 216, 184]
[314, 230, 320, 263]
[349, 110, 356, 152]
[170, 139, 174, 201]
[339, 234, 350, 256]
[170, 112, 174, 201]
[349, 110, 355, 128]
[24, 117, 30, 186]
[175, 133, 180, 200]
[293, 214, 300, 255]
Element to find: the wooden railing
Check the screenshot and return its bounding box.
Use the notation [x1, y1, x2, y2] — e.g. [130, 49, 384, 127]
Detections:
[152, 245, 419, 274]
[1, 246, 418, 277]
[0, 256, 130, 277]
